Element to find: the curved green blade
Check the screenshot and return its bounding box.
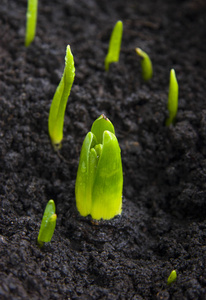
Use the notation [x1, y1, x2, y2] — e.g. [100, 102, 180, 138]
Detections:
[104, 20, 123, 71]
[25, 0, 38, 47]
[48, 45, 75, 149]
[135, 48, 153, 81]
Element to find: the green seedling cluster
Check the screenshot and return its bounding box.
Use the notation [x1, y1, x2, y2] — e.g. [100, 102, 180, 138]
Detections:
[166, 69, 179, 126]
[37, 200, 57, 247]
[48, 45, 75, 150]
[135, 48, 153, 81]
[167, 270, 177, 285]
[75, 115, 123, 220]
[105, 20, 123, 71]
[25, 0, 38, 47]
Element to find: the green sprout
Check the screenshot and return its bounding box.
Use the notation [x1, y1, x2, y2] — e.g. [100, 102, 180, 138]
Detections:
[135, 48, 153, 81]
[167, 270, 177, 285]
[104, 20, 123, 71]
[75, 114, 123, 220]
[37, 200, 57, 247]
[166, 69, 179, 126]
[25, 0, 38, 47]
[48, 45, 75, 150]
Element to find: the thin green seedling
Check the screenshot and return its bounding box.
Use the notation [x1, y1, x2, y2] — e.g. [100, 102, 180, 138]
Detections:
[167, 270, 177, 285]
[48, 45, 75, 150]
[135, 48, 153, 81]
[25, 0, 38, 47]
[37, 199, 57, 248]
[166, 69, 179, 126]
[75, 114, 123, 220]
[104, 20, 123, 71]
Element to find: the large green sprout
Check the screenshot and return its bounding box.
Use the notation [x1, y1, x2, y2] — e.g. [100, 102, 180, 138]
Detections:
[48, 45, 75, 149]
[75, 115, 123, 220]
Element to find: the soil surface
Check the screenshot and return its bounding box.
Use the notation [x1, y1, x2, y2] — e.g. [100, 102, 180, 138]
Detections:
[1, 0, 206, 299]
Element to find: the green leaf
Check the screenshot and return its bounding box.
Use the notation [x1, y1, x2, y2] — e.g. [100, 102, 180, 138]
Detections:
[167, 270, 177, 285]
[37, 200, 57, 246]
[91, 131, 123, 220]
[75, 115, 123, 220]
[91, 114, 115, 144]
[135, 48, 153, 81]
[166, 69, 179, 126]
[104, 20, 123, 71]
[75, 132, 97, 217]
[48, 45, 75, 149]
[25, 0, 38, 47]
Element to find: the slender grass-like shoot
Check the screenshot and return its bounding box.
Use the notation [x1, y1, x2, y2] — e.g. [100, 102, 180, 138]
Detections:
[25, 0, 38, 47]
[167, 270, 177, 285]
[37, 200, 57, 248]
[75, 114, 123, 220]
[166, 69, 179, 126]
[104, 20, 123, 71]
[48, 45, 75, 150]
[135, 48, 153, 81]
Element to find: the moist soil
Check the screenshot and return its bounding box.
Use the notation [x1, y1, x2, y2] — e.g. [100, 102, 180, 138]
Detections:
[1, 0, 206, 299]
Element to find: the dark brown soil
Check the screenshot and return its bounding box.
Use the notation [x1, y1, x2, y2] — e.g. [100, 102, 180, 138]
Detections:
[1, 0, 206, 299]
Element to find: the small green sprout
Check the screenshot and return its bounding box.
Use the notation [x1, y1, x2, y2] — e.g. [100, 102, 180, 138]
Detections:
[135, 48, 153, 81]
[104, 20, 123, 71]
[166, 69, 179, 126]
[48, 45, 75, 150]
[75, 114, 123, 220]
[25, 0, 38, 47]
[37, 199, 57, 247]
[167, 270, 177, 285]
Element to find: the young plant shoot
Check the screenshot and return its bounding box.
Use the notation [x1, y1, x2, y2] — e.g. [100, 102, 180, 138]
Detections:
[75, 115, 123, 220]
[166, 69, 179, 126]
[25, 0, 38, 47]
[104, 20, 123, 71]
[135, 48, 153, 81]
[37, 200, 57, 247]
[167, 270, 177, 285]
[48, 45, 75, 150]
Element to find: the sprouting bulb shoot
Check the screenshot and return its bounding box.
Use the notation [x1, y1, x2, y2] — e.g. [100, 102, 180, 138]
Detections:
[166, 69, 179, 126]
[104, 21, 123, 71]
[75, 115, 123, 220]
[167, 270, 177, 285]
[48, 45, 75, 150]
[37, 199, 57, 247]
[135, 48, 153, 81]
[25, 0, 38, 47]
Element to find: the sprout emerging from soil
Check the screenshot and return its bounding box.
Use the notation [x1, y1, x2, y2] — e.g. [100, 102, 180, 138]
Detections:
[167, 270, 177, 285]
[75, 114, 123, 220]
[37, 200, 57, 247]
[166, 69, 179, 126]
[25, 0, 38, 47]
[135, 48, 153, 81]
[48, 45, 75, 150]
[104, 20, 123, 71]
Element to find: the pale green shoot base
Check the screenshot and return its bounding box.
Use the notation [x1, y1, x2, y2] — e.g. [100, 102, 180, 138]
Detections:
[25, 0, 38, 47]
[167, 270, 177, 285]
[135, 48, 153, 81]
[37, 200, 57, 247]
[48, 45, 75, 149]
[104, 21, 123, 71]
[75, 115, 123, 220]
[166, 69, 179, 126]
